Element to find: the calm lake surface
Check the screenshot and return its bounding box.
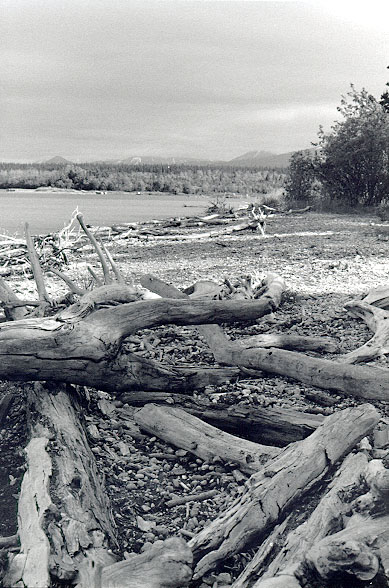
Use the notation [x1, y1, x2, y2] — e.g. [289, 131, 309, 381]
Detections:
[0, 190, 212, 236]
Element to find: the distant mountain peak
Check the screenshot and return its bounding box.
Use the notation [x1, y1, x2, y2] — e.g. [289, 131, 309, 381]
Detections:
[45, 156, 71, 164]
[228, 149, 314, 168]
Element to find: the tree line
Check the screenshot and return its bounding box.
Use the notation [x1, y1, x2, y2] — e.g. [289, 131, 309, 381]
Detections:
[285, 83, 389, 211]
[0, 162, 285, 196]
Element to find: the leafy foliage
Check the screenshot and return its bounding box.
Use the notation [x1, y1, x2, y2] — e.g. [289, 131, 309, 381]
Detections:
[284, 151, 317, 205]
[315, 86, 389, 207]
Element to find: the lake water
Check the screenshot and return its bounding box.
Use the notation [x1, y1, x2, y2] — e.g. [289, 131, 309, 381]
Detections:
[0, 190, 213, 236]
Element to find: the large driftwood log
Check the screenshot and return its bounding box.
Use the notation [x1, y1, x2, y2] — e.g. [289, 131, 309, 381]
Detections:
[0, 282, 283, 392]
[189, 404, 379, 578]
[211, 344, 389, 401]
[119, 391, 324, 446]
[4, 383, 118, 587]
[233, 451, 369, 587]
[135, 404, 280, 475]
[253, 514, 389, 588]
[3, 384, 194, 588]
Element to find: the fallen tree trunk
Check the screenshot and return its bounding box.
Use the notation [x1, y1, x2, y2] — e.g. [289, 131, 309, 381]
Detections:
[4, 383, 118, 587]
[135, 404, 280, 475]
[0, 292, 281, 392]
[233, 451, 369, 587]
[189, 404, 379, 578]
[253, 513, 389, 588]
[3, 384, 194, 588]
[212, 344, 389, 401]
[236, 333, 340, 353]
[119, 391, 324, 446]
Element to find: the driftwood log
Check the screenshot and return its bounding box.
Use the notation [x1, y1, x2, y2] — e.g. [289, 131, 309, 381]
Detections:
[189, 404, 379, 578]
[134, 404, 280, 475]
[250, 456, 389, 587]
[2, 213, 389, 588]
[4, 383, 194, 588]
[119, 392, 324, 446]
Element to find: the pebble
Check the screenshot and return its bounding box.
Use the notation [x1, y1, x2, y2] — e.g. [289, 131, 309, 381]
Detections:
[175, 449, 188, 457]
[217, 572, 232, 583]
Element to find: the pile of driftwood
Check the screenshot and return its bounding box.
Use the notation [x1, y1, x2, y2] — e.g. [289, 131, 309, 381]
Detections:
[0, 213, 388, 588]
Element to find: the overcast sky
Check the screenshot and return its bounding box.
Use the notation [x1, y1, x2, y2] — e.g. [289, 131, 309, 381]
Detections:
[1, 0, 388, 162]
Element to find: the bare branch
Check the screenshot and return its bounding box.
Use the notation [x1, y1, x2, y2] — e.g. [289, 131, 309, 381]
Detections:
[49, 268, 85, 295]
[77, 214, 112, 284]
[24, 222, 51, 308]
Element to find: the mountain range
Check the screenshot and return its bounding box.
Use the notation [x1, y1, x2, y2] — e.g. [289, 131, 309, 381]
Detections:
[42, 148, 313, 168]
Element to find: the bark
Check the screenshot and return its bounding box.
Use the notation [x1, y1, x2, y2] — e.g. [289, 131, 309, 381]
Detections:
[189, 404, 379, 578]
[134, 404, 280, 475]
[119, 391, 323, 446]
[4, 383, 118, 587]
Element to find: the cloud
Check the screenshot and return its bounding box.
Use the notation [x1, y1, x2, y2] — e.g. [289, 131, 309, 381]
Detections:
[0, 0, 388, 160]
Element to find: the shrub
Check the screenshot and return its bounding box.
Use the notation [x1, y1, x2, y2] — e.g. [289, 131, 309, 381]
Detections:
[377, 199, 389, 221]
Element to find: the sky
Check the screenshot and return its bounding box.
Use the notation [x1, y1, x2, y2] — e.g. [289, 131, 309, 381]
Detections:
[1, 0, 388, 162]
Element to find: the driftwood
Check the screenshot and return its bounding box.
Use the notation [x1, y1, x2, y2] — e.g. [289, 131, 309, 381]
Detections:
[2, 212, 389, 588]
[99, 537, 193, 588]
[233, 451, 369, 587]
[4, 383, 194, 588]
[251, 457, 389, 587]
[0, 266, 283, 392]
[135, 404, 280, 475]
[189, 404, 379, 578]
[4, 383, 118, 587]
[236, 333, 340, 353]
[211, 344, 389, 401]
[342, 298, 389, 363]
[119, 391, 323, 446]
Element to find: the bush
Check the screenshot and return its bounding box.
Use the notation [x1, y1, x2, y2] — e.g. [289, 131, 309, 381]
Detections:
[284, 151, 316, 205]
[377, 199, 389, 221]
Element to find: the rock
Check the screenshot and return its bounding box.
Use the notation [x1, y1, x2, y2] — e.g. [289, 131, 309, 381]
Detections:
[118, 441, 131, 455]
[217, 572, 232, 583]
[87, 424, 100, 439]
[373, 420, 389, 449]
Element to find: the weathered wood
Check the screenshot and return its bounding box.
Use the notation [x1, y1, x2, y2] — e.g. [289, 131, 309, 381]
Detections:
[0, 276, 28, 320]
[3, 436, 52, 587]
[296, 514, 389, 586]
[99, 537, 193, 588]
[237, 333, 340, 353]
[189, 404, 379, 578]
[213, 344, 389, 401]
[4, 383, 118, 586]
[135, 404, 280, 474]
[24, 222, 51, 309]
[119, 391, 323, 446]
[342, 299, 389, 363]
[241, 454, 389, 588]
[362, 284, 389, 309]
[233, 452, 369, 587]
[139, 273, 286, 369]
[0, 289, 281, 392]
